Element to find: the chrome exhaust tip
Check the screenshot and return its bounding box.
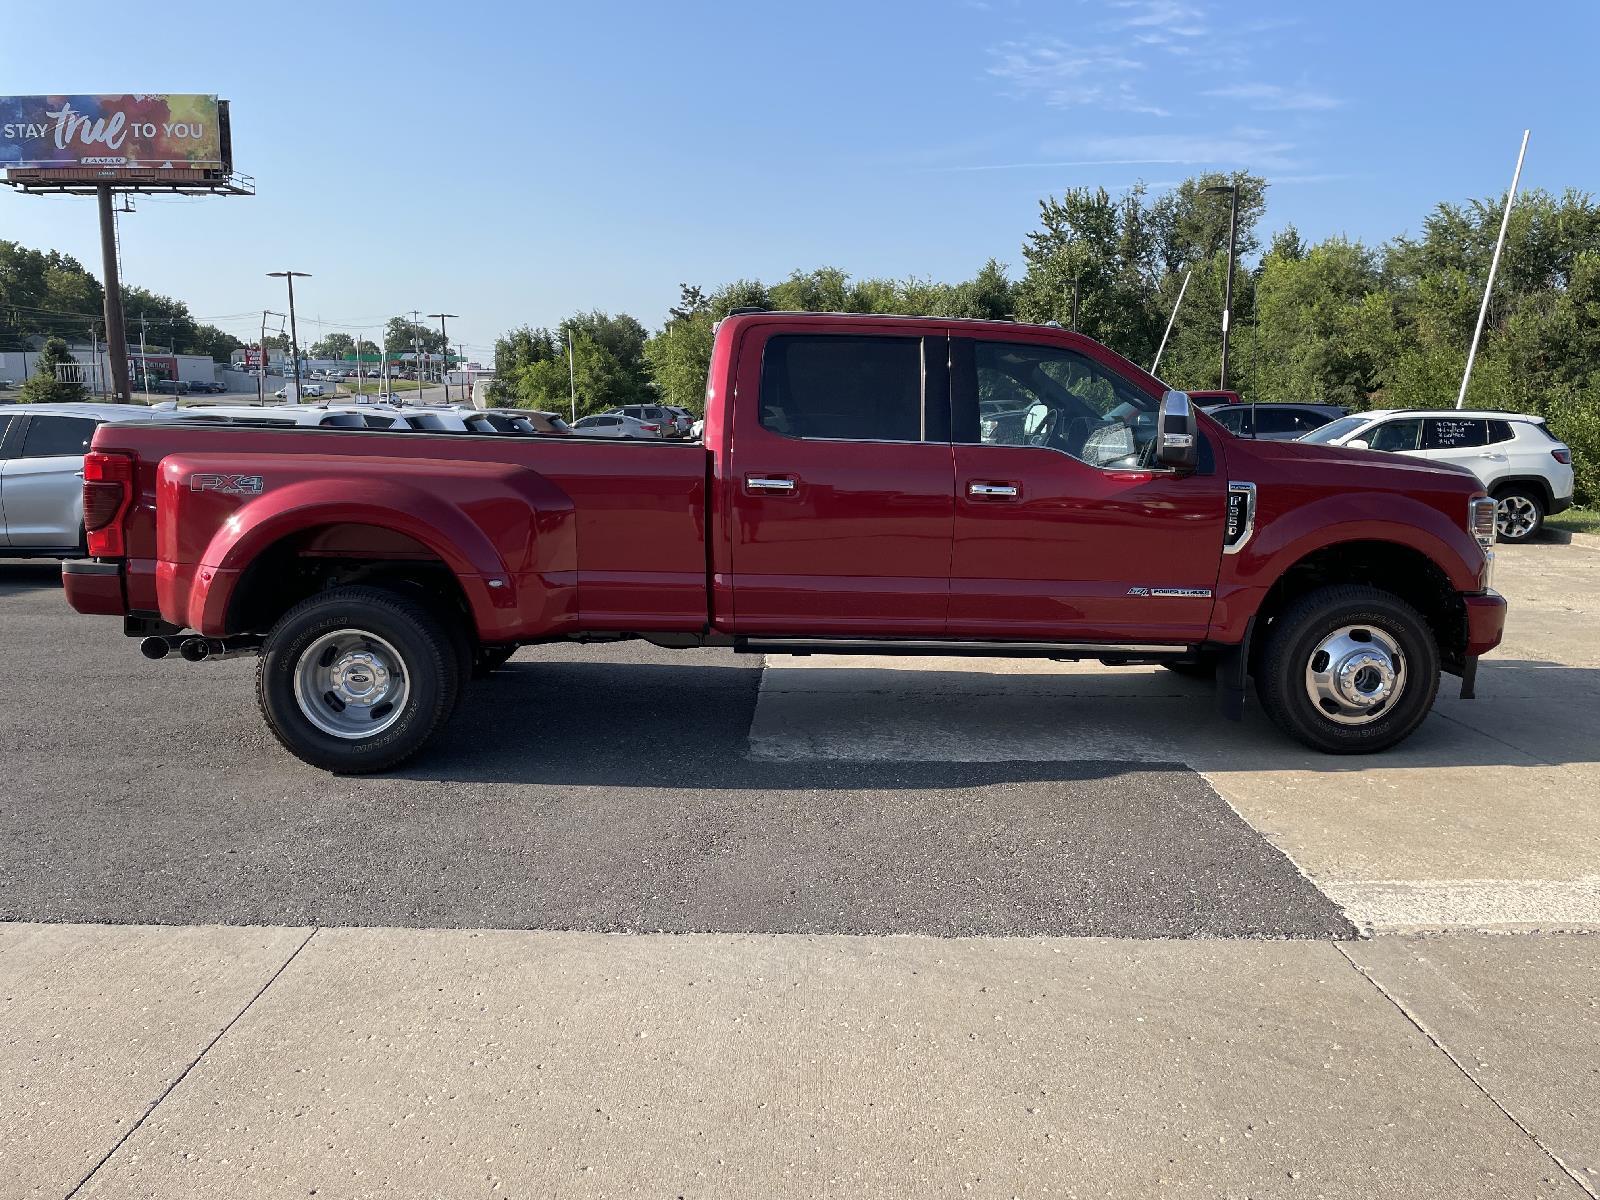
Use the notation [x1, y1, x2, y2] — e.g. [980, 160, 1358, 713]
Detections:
[139, 636, 171, 660]
[178, 637, 211, 662]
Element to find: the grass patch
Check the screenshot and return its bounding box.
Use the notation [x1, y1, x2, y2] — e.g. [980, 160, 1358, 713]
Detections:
[1547, 508, 1600, 535]
[344, 379, 425, 395]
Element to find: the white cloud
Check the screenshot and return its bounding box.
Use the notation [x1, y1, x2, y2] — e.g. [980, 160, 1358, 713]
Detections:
[987, 38, 1170, 116]
[1203, 82, 1342, 111]
[1043, 130, 1300, 171]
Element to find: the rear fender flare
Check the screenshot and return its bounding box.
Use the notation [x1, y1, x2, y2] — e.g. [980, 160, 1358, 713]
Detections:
[194, 478, 515, 635]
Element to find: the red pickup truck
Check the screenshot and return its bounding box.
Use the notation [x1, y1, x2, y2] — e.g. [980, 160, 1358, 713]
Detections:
[64, 312, 1506, 773]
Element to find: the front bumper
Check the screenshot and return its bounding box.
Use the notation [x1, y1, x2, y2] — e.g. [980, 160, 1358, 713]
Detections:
[1463, 589, 1507, 657]
[61, 559, 125, 616]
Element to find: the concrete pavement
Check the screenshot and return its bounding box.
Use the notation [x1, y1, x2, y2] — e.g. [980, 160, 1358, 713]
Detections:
[1, 924, 1591, 1199]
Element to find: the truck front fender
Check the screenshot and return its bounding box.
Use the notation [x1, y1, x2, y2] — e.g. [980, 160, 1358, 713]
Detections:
[1210, 489, 1485, 638]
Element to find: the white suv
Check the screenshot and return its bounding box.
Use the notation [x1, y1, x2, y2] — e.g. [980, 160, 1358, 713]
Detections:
[1301, 409, 1575, 542]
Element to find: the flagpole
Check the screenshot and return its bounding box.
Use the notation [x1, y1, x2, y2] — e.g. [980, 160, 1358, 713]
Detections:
[1457, 129, 1529, 410]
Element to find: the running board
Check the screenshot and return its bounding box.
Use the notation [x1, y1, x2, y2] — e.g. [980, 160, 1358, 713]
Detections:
[734, 637, 1196, 665]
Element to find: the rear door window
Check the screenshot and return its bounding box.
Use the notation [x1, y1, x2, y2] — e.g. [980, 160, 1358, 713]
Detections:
[1425, 418, 1486, 450]
[21, 415, 97, 457]
[1366, 419, 1423, 453]
[1486, 419, 1516, 445]
[760, 334, 923, 442]
[1254, 407, 1305, 435]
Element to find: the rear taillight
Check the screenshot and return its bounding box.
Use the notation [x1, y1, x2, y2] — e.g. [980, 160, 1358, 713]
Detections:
[640, 423, 660, 432]
[82, 451, 134, 557]
[1552, 447, 1572, 465]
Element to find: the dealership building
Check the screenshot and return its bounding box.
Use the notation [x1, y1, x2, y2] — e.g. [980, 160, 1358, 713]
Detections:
[0, 340, 223, 391]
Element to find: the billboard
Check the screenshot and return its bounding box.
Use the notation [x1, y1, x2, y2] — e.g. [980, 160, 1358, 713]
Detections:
[1, 95, 225, 171]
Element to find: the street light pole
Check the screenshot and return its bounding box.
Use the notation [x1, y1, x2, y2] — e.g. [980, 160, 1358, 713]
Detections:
[427, 312, 457, 403]
[1205, 183, 1240, 391]
[267, 271, 311, 402]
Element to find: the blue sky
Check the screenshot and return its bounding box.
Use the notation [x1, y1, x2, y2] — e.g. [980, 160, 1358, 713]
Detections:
[1, 0, 1593, 358]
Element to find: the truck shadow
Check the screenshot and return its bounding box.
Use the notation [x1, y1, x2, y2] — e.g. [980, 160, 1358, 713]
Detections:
[408, 654, 1599, 786]
[0, 562, 64, 596]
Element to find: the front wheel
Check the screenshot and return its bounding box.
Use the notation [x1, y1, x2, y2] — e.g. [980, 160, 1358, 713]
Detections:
[257, 585, 462, 773]
[1255, 584, 1439, 754]
[1494, 486, 1545, 543]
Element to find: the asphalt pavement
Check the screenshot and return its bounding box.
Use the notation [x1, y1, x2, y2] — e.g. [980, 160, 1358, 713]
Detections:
[0, 563, 1345, 937]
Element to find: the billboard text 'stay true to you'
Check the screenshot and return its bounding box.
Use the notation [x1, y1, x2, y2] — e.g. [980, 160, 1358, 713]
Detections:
[0, 95, 222, 169]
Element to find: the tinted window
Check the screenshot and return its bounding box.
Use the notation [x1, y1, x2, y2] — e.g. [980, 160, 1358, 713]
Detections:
[760, 335, 922, 442]
[1367, 419, 1423, 453]
[1255, 407, 1306, 435]
[22, 415, 97, 457]
[1212, 408, 1246, 434]
[974, 340, 1151, 467]
[1486, 419, 1516, 445]
[1425, 417, 1486, 450]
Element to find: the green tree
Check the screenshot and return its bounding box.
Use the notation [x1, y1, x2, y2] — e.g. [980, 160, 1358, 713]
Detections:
[17, 336, 88, 403]
[311, 333, 356, 360]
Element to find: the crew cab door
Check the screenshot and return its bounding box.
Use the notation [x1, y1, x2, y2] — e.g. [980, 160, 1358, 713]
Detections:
[724, 323, 953, 634]
[947, 334, 1226, 642]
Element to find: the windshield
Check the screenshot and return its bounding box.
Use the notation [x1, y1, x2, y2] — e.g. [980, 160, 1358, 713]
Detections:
[1298, 415, 1372, 444]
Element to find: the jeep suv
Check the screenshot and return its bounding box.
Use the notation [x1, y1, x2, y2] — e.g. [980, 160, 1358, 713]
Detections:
[1301, 409, 1574, 542]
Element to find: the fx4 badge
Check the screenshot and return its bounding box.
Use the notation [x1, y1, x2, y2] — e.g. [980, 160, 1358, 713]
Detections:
[189, 472, 264, 496]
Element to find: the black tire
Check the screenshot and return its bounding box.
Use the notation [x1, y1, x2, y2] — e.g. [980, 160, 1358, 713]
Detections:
[1255, 584, 1439, 755]
[472, 644, 517, 678]
[1493, 484, 1545, 543]
[1162, 657, 1217, 679]
[256, 585, 462, 773]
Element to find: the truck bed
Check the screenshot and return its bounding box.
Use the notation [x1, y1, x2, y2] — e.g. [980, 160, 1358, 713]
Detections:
[89, 421, 713, 641]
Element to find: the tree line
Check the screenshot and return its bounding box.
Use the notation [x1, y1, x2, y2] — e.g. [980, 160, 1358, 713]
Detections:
[0, 240, 243, 361]
[493, 174, 1600, 505]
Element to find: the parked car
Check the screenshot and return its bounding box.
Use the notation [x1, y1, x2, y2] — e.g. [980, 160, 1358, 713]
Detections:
[173, 404, 374, 430]
[571, 412, 662, 438]
[478, 408, 572, 435]
[604, 404, 676, 436]
[1201, 402, 1349, 440]
[1299, 409, 1574, 542]
[662, 406, 696, 437]
[67, 312, 1507, 772]
[0, 402, 177, 556]
[152, 379, 191, 395]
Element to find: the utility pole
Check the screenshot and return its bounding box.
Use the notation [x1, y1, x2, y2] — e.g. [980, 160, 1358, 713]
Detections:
[1070, 275, 1081, 331]
[89, 322, 102, 399]
[1204, 182, 1240, 391]
[267, 271, 311, 401]
[428, 312, 458, 403]
[566, 329, 578, 422]
[96, 186, 132, 403]
[410, 309, 424, 400]
[1458, 130, 1531, 410]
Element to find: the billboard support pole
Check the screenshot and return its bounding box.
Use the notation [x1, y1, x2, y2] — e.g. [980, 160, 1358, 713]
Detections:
[96, 185, 132, 403]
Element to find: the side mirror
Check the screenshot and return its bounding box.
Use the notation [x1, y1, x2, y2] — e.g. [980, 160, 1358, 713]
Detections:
[1347, 438, 1370, 450]
[1155, 390, 1198, 471]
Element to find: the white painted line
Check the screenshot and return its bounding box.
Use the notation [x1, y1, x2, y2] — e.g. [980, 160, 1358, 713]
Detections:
[1326, 877, 1600, 933]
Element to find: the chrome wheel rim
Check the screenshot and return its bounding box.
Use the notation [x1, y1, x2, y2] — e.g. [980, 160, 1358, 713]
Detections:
[292, 628, 409, 740]
[1303, 624, 1406, 726]
[1496, 495, 1538, 539]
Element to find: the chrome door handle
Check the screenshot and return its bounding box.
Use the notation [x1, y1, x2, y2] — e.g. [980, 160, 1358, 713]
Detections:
[747, 476, 796, 491]
[968, 482, 1019, 498]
